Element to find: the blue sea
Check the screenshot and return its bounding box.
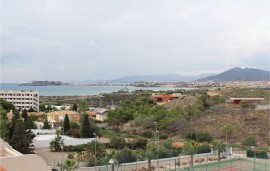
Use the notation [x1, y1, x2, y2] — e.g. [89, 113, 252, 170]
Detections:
[0, 83, 190, 96]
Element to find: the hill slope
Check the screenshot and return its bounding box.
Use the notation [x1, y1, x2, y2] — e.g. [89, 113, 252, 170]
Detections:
[197, 67, 270, 82]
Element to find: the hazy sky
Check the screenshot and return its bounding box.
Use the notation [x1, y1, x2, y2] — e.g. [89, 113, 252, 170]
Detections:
[1, 0, 270, 83]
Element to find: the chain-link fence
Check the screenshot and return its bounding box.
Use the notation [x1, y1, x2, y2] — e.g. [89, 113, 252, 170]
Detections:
[50, 151, 269, 171]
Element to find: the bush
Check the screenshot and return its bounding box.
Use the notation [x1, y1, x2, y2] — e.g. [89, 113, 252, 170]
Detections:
[141, 130, 153, 138]
[240, 100, 249, 108]
[184, 131, 212, 142]
[109, 137, 126, 149]
[158, 145, 179, 159]
[197, 133, 212, 143]
[247, 149, 268, 159]
[128, 138, 148, 150]
[115, 148, 137, 163]
[196, 144, 211, 154]
[242, 137, 256, 147]
[159, 133, 168, 139]
[66, 144, 86, 152]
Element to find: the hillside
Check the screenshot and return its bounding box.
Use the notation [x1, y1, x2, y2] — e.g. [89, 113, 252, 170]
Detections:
[197, 67, 270, 82]
[191, 104, 269, 146]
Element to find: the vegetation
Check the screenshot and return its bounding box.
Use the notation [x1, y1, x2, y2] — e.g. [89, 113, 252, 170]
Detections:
[247, 149, 268, 159]
[242, 137, 257, 147]
[138, 144, 157, 171]
[239, 100, 249, 108]
[211, 141, 226, 160]
[43, 117, 52, 129]
[10, 119, 34, 154]
[64, 114, 71, 133]
[182, 140, 198, 166]
[63, 159, 78, 171]
[50, 129, 64, 152]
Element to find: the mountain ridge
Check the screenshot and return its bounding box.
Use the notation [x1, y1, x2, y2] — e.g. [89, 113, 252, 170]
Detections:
[196, 67, 270, 82]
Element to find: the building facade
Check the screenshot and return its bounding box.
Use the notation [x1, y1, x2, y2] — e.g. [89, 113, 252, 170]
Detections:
[0, 90, 39, 111]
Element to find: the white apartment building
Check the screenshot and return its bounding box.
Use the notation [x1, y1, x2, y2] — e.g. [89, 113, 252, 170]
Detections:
[0, 90, 39, 112]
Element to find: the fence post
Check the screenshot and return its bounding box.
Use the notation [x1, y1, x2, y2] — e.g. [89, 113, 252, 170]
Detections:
[240, 158, 242, 170]
[264, 156, 267, 171]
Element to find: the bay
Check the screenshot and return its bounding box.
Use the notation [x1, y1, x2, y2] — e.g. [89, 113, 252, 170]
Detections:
[0, 83, 189, 96]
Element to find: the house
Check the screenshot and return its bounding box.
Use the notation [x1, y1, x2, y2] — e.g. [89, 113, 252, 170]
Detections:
[230, 98, 265, 104]
[151, 93, 182, 103]
[93, 108, 108, 121]
[46, 110, 80, 127]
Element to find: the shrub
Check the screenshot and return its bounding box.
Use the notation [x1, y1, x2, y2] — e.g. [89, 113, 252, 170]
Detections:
[128, 138, 148, 150]
[196, 144, 211, 154]
[247, 149, 268, 159]
[115, 148, 137, 163]
[240, 100, 249, 108]
[184, 131, 212, 142]
[159, 133, 168, 139]
[109, 137, 126, 149]
[197, 133, 212, 143]
[141, 130, 153, 138]
[242, 137, 256, 147]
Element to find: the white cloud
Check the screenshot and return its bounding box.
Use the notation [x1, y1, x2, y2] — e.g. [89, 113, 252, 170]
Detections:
[1, 0, 270, 82]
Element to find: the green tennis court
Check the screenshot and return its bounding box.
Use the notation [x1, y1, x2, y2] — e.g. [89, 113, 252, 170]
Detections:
[174, 158, 269, 171]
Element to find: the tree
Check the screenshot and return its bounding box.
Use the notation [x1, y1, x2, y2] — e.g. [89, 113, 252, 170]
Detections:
[43, 117, 52, 129]
[21, 109, 28, 120]
[10, 119, 34, 154]
[24, 115, 37, 129]
[139, 144, 156, 171]
[9, 109, 20, 139]
[211, 141, 226, 161]
[39, 102, 46, 112]
[64, 114, 71, 134]
[0, 98, 15, 111]
[72, 103, 78, 111]
[80, 114, 92, 138]
[0, 107, 9, 140]
[50, 129, 63, 152]
[63, 159, 78, 171]
[107, 109, 125, 131]
[28, 107, 35, 112]
[78, 101, 89, 113]
[182, 140, 198, 166]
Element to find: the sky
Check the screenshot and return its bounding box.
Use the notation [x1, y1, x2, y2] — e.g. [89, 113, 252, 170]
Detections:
[1, 0, 270, 83]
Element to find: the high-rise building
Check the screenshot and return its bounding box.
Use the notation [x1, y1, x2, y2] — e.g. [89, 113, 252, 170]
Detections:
[0, 90, 39, 112]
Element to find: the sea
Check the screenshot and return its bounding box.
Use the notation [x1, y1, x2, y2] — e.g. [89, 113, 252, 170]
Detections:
[0, 83, 193, 96]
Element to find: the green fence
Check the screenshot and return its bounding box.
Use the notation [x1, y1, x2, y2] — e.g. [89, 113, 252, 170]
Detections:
[95, 157, 269, 171]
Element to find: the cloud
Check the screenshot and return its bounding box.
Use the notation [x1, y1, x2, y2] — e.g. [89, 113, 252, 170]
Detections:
[1, 0, 270, 82]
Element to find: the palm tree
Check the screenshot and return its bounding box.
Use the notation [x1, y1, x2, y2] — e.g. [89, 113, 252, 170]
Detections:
[63, 159, 78, 171]
[139, 144, 156, 171]
[211, 140, 226, 161]
[182, 140, 198, 166]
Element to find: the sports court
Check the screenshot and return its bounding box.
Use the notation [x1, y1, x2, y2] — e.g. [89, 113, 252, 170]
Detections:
[175, 158, 269, 171]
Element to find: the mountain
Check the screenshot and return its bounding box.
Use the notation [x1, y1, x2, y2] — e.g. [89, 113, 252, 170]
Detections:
[108, 74, 213, 83]
[196, 67, 270, 82]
